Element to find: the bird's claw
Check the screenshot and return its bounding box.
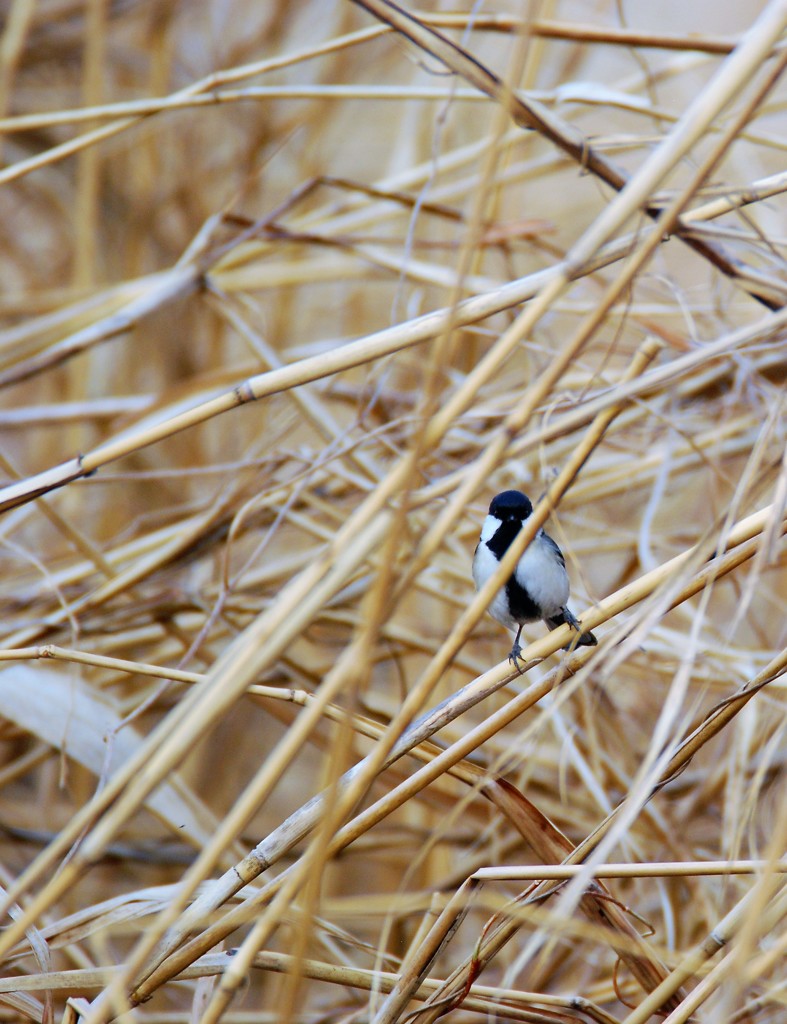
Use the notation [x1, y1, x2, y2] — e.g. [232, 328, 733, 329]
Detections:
[559, 607, 598, 649]
[562, 607, 581, 630]
[508, 643, 525, 674]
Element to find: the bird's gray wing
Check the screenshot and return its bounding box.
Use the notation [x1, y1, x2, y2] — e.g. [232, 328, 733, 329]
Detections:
[540, 530, 566, 568]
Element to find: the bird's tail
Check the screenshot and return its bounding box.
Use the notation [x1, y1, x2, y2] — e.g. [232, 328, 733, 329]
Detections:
[546, 607, 597, 647]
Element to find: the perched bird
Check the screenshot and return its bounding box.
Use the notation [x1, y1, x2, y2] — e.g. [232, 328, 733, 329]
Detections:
[472, 489, 597, 666]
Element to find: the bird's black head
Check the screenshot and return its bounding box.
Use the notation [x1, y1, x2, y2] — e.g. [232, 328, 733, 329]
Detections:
[489, 490, 533, 522]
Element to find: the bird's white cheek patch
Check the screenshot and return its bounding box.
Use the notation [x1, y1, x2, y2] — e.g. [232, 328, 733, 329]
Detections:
[479, 515, 502, 544]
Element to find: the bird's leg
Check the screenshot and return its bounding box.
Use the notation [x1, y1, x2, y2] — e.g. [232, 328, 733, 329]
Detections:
[559, 606, 598, 648]
[558, 606, 581, 651]
[561, 606, 581, 631]
[508, 624, 525, 673]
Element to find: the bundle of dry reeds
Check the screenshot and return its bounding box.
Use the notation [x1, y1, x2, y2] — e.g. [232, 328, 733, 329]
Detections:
[0, 1, 784, 1022]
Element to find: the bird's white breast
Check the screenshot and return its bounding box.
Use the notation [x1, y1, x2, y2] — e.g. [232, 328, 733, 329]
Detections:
[514, 534, 569, 617]
[472, 514, 570, 626]
[472, 523, 516, 628]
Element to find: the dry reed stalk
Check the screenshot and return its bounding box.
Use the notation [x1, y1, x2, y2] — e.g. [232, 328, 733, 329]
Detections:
[0, 2, 784, 1024]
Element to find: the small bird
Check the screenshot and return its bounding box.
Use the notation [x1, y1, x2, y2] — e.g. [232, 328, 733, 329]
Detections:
[472, 489, 597, 666]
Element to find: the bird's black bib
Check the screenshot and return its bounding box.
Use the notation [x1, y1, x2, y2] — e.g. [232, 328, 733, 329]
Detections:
[483, 519, 541, 621]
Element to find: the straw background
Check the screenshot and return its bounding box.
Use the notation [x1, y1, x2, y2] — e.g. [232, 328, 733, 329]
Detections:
[0, 1, 785, 1022]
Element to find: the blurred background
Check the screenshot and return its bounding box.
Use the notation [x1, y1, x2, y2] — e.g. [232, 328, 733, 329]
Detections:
[0, 1, 784, 1021]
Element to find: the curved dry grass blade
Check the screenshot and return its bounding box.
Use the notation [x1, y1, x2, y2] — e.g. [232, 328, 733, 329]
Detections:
[0, 666, 222, 848]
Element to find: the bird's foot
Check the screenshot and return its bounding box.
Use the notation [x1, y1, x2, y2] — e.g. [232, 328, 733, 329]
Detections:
[562, 607, 581, 630]
[508, 643, 526, 674]
[561, 607, 597, 648]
